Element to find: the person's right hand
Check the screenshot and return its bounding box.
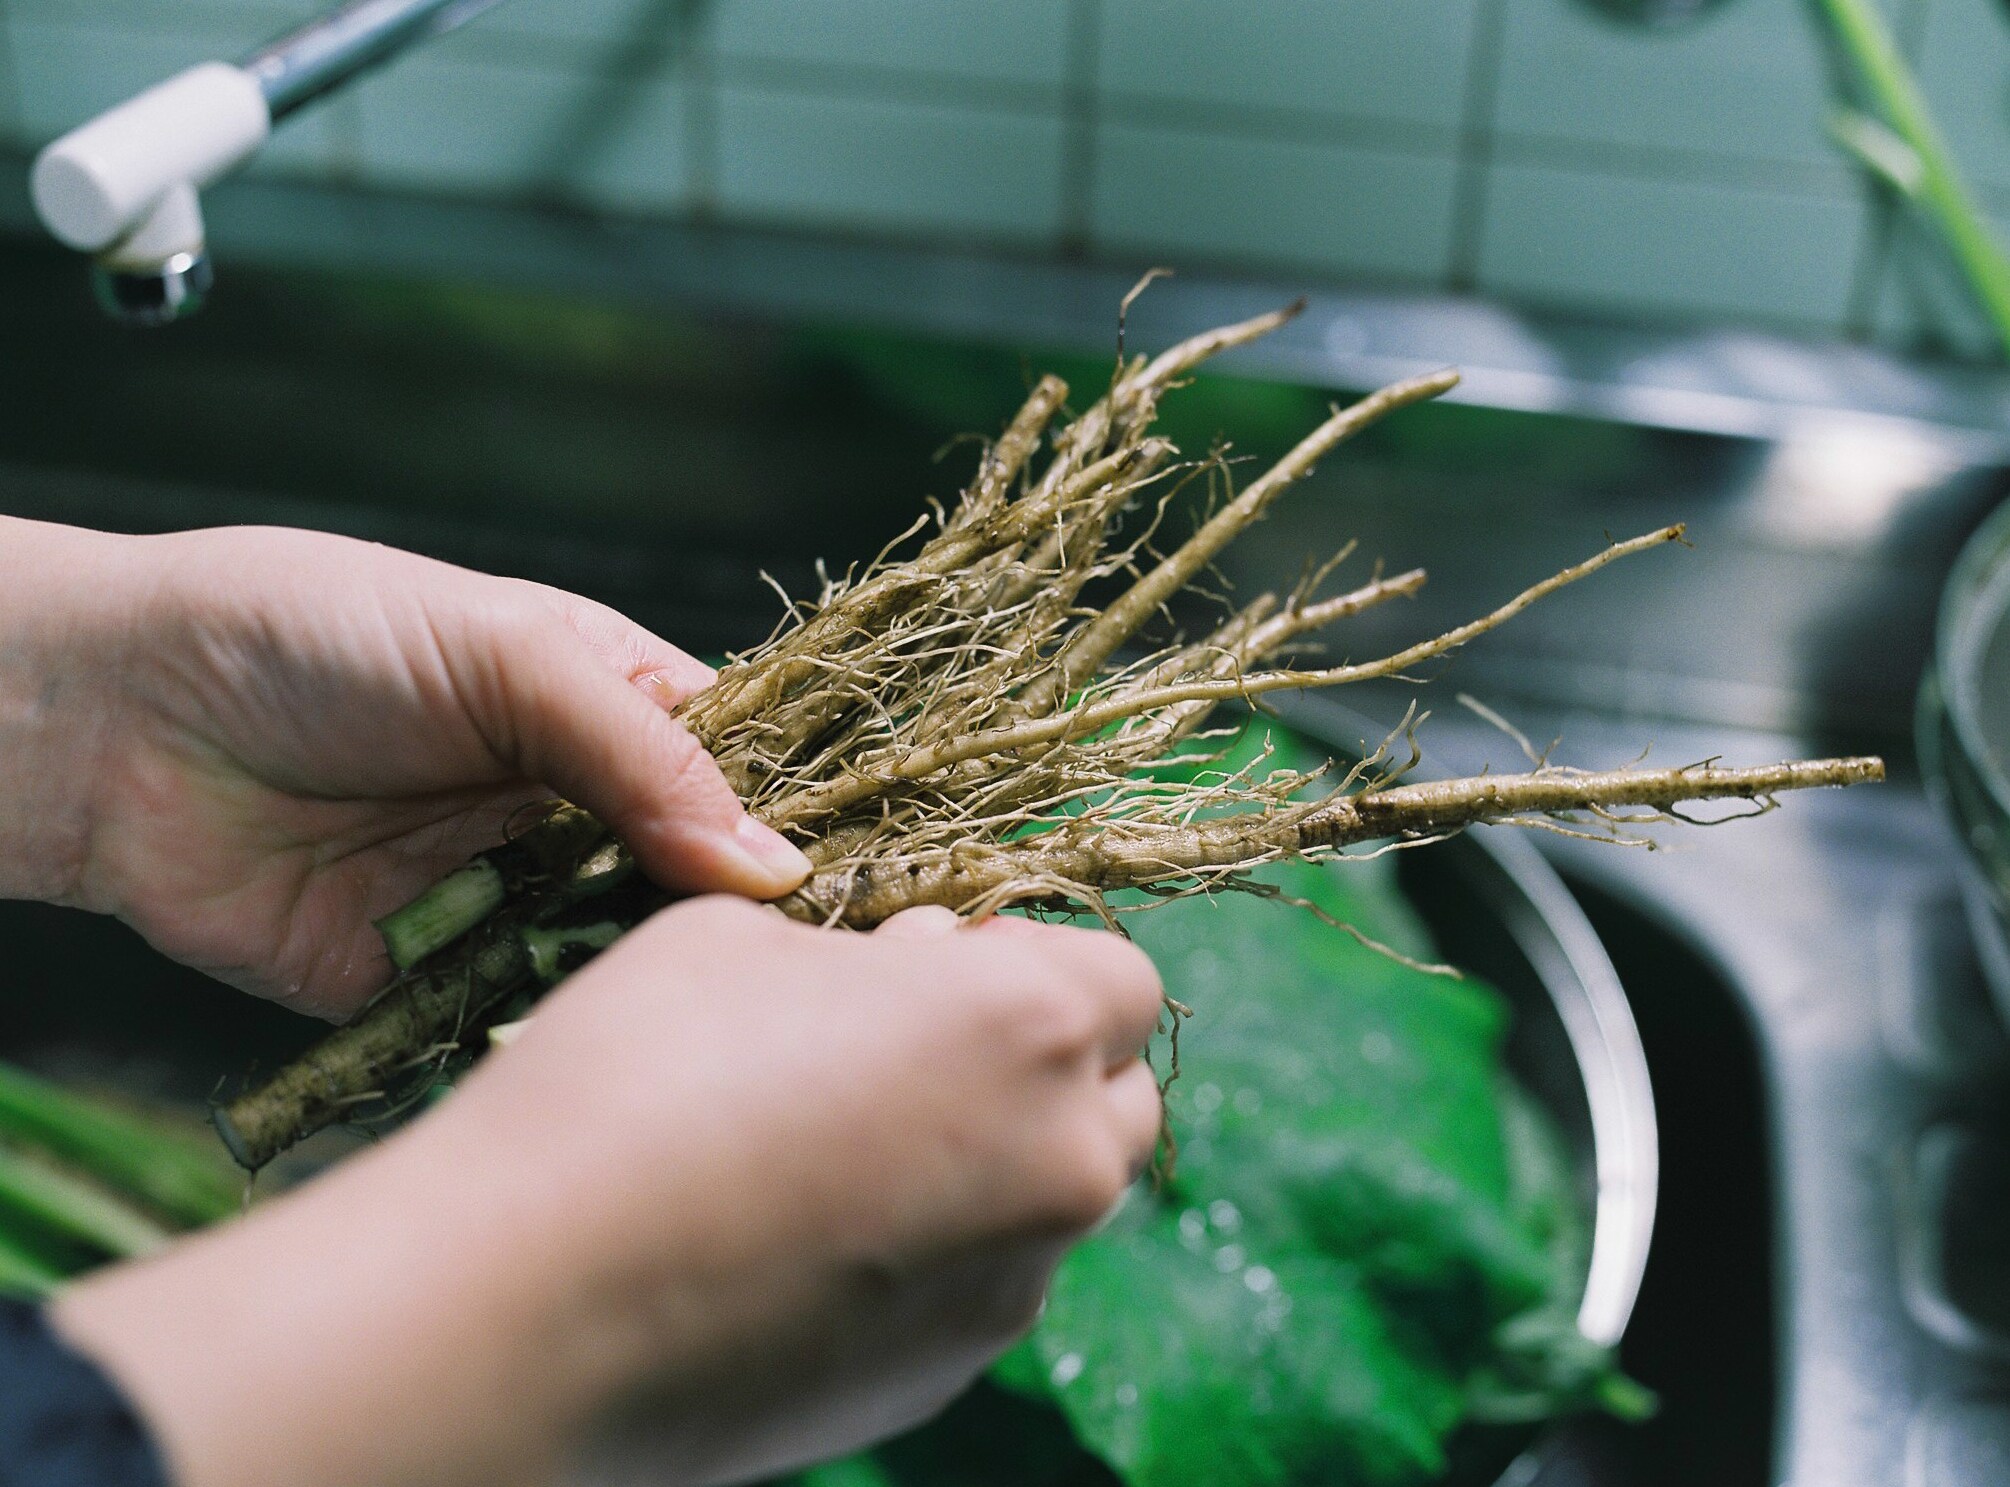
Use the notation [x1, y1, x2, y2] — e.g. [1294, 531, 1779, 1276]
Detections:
[51, 898, 1166, 1487]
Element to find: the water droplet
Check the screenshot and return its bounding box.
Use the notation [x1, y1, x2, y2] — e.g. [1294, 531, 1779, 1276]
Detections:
[1050, 1353, 1085, 1388]
[1232, 1087, 1262, 1117]
[1244, 1264, 1276, 1294]
[1192, 1082, 1224, 1114]
[1360, 1031, 1394, 1063]
[1114, 1383, 1139, 1408]
[1214, 1243, 1245, 1273]
[1178, 1208, 1207, 1247]
[1206, 1199, 1242, 1235]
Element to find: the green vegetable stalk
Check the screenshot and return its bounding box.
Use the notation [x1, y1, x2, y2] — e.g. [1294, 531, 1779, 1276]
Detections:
[0, 1145, 171, 1264]
[0, 1061, 239, 1229]
[1815, 0, 2010, 358]
[0, 1224, 62, 1300]
[0, 1059, 247, 1297]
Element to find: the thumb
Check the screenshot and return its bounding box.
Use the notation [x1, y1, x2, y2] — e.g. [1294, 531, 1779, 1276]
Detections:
[479, 618, 811, 899]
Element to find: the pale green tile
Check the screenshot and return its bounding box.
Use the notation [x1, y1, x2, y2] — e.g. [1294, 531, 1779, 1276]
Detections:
[1478, 160, 1869, 329]
[1099, 0, 1479, 132]
[7, 14, 342, 174]
[2, 1, 316, 22]
[1092, 123, 1459, 284]
[1494, 0, 1859, 175]
[9, 16, 249, 134]
[1914, 0, 2010, 193]
[355, 51, 688, 209]
[0, 18, 20, 145]
[482, 0, 682, 48]
[713, 0, 1070, 88]
[717, 85, 1068, 244]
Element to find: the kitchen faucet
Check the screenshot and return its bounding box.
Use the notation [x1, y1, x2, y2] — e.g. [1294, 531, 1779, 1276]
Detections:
[29, 0, 505, 327]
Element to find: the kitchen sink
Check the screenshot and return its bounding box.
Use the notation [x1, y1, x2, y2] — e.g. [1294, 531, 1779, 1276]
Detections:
[1547, 880, 1775, 1487]
[2, 180, 2009, 1485]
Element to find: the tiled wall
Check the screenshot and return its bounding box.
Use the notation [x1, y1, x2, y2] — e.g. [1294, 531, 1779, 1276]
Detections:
[4, 0, 2010, 353]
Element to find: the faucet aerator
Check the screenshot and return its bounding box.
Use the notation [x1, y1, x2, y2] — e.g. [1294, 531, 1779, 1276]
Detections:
[91, 251, 214, 327]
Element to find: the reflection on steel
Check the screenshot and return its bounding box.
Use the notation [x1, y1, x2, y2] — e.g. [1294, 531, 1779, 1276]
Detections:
[240, 0, 506, 119]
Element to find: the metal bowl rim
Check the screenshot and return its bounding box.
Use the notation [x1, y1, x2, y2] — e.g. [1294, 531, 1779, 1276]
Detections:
[1274, 695, 1660, 1349]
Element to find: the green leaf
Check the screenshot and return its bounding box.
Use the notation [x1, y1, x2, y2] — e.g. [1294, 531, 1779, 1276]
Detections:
[986, 853, 1542, 1487]
[1006, 1194, 1465, 1487]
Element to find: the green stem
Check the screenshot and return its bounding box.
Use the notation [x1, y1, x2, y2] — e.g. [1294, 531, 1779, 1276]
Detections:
[1595, 1370, 1660, 1423]
[519, 921, 624, 984]
[0, 1143, 174, 1261]
[0, 1060, 239, 1227]
[371, 805, 623, 970]
[1815, 0, 2010, 357]
[375, 860, 505, 970]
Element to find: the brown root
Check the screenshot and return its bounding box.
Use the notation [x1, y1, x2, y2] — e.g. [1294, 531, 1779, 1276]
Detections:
[213, 304, 1883, 1170]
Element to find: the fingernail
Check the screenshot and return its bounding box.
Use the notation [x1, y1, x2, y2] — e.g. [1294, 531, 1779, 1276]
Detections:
[640, 660, 718, 707]
[730, 816, 814, 891]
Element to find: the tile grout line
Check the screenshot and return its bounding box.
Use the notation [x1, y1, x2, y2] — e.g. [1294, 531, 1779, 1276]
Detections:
[1488, 127, 1868, 196]
[1445, 0, 1508, 294]
[715, 53, 1064, 117]
[326, 82, 365, 190]
[0, 0, 21, 149]
[1057, 0, 1102, 257]
[685, 0, 720, 221]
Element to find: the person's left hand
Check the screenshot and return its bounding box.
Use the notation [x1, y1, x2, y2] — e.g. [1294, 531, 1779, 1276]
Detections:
[0, 519, 809, 1018]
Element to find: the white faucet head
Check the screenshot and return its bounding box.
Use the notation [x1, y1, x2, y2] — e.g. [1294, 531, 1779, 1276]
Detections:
[31, 62, 270, 325]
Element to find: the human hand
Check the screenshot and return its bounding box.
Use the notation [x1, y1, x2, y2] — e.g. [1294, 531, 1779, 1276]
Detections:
[51, 899, 1166, 1487]
[0, 518, 809, 1017]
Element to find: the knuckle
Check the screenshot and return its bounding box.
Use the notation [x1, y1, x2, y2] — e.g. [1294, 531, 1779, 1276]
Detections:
[1040, 1132, 1131, 1231]
[649, 718, 717, 796]
[1110, 1061, 1166, 1155]
[1043, 930, 1163, 1014]
[1099, 937, 1167, 1010]
[1007, 978, 1101, 1061]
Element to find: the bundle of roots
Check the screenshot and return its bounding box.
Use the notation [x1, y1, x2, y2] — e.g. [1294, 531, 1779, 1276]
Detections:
[214, 302, 1883, 1171]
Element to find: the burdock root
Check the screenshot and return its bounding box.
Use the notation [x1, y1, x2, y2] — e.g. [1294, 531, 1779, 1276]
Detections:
[215, 303, 1884, 1170]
